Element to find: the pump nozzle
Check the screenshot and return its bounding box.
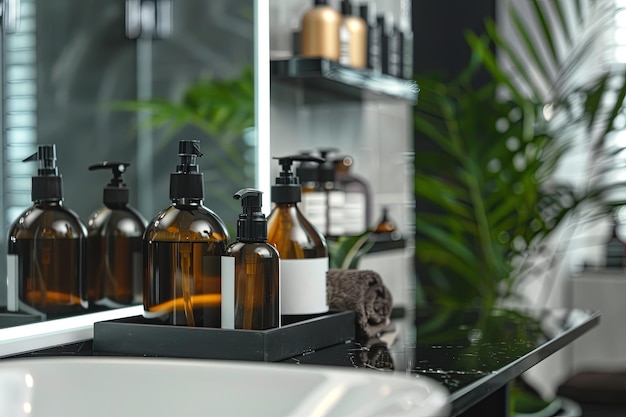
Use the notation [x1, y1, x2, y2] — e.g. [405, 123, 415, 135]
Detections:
[234, 188, 267, 242]
[23, 144, 58, 177]
[170, 140, 205, 201]
[272, 154, 325, 204]
[89, 161, 131, 208]
[23, 144, 63, 202]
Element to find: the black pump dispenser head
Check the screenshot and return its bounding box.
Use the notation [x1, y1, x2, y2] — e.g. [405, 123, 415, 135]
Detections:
[23, 144, 63, 202]
[89, 161, 131, 209]
[234, 188, 267, 242]
[169, 140, 204, 201]
[272, 155, 325, 204]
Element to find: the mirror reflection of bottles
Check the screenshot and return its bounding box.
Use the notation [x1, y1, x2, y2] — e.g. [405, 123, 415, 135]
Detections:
[223, 189, 280, 330]
[267, 155, 329, 319]
[7, 145, 88, 320]
[143, 140, 229, 327]
[86, 162, 147, 310]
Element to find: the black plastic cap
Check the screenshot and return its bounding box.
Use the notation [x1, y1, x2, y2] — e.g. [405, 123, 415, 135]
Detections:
[170, 140, 204, 200]
[23, 145, 63, 201]
[341, 0, 352, 15]
[314, 0, 327, 5]
[89, 162, 131, 208]
[272, 155, 325, 203]
[234, 188, 267, 242]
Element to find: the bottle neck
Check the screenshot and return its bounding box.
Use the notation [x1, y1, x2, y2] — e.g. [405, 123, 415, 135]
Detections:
[34, 199, 63, 207]
[172, 198, 203, 207]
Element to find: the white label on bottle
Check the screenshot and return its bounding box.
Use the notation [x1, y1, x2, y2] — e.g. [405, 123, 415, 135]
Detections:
[302, 191, 327, 233]
[6, 254, 18, 311]
[339, 25, 351, 66]
[280, 257, 329, 315]
[221, 256, 235, 329]
[343, 193, 366, 234]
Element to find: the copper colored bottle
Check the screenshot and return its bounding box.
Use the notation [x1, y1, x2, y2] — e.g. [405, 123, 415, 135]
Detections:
[300, 0, 341, 61]
[143, 140, 229, 327]
[339, 0, 367, 68]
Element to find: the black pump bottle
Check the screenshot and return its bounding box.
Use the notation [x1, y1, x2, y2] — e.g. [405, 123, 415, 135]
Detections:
[86, 162, 147, 309]
[143, 140, 229, 327]
[224, 188, 280, 330]
[7, 144, 88, 319]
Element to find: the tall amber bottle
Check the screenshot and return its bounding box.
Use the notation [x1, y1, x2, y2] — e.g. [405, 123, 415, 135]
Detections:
[300, 0, 342, 61]
[7, 145, 88, 319]
[143, 140, 229, 327]
[86, 162, 147, 309]
[267, 155, 329, 319]
[224, 188, 280, 330]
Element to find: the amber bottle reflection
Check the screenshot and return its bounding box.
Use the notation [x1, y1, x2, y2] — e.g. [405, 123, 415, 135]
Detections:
[7, 145, 87, 319]
[143, 140, 229, 327]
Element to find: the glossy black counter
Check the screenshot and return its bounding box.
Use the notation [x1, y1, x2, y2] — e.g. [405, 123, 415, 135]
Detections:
[7, 306, 599, 417]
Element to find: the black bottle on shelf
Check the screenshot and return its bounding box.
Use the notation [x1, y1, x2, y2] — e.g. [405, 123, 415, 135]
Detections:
[605, 210, 626, 268]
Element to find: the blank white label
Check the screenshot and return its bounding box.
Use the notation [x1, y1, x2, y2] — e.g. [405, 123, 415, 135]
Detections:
[220, 256, 235, 329]
[281, 258, 329, 315]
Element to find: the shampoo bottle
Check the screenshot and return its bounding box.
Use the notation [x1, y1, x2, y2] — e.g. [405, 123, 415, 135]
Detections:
[7, 144, 88, 319]
[144, 140, 229, 327]
[224, 188, 280, 330]
[86, 162, 147, 309]
[267, 155, 329, 320]
[338, 0, 367, 68]
[300, 0, 342, 61]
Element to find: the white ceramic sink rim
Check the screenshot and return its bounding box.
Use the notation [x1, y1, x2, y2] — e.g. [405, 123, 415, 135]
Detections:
[0, 356, 449, 417]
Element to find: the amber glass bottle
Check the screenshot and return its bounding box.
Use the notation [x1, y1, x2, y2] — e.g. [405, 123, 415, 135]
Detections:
[86, 162, 147, 309]
[7, 145, 88, 319]
[267, 155, 328, 318]
[224, 188, 280, 330]
[143, 140, 229, 327]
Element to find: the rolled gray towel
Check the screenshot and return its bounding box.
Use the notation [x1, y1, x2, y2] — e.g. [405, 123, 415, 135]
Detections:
[326, 269, 393, 338]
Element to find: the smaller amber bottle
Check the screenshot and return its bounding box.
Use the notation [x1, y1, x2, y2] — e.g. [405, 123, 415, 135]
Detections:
[224, 188, 280, 330]
[339, 0, 367, 68]
[86, 162, 147, 309]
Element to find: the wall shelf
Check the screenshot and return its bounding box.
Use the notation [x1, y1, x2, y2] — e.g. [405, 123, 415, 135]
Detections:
[271, 57, 419, 104]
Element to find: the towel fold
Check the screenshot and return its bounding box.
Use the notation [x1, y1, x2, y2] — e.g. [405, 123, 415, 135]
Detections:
[326, 269, 393, 338]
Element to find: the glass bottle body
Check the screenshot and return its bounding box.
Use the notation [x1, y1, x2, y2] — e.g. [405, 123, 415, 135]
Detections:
[86, 206, 147, 309]
[225, 242, 280, 330]
[7, 201, 88, 319]
[267, 203, 328, 316]
[143, 202, 229, 327]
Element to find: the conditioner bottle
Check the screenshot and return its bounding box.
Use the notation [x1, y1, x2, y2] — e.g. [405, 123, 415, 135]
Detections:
[267, 155, 329, 320]
[144, 140, 229, 327]
[86, 162, 147, 309]
[223, 188, 280, 330]
[300, 0, 342, 61]
[7, 144, 88, 319]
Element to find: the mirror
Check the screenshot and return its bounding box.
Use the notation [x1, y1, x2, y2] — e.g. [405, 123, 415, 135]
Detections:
[0, 0, 269, 354]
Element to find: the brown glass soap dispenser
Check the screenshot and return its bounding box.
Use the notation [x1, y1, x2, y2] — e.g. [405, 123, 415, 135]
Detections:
[86, 162, 147, 310]
[7, 144, 88, 319]
[267, 155, 329, 320]
[143, 140, 230, 327]
[224, 188, 280, 330]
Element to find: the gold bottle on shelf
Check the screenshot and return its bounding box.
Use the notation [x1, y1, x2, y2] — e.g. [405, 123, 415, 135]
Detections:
[7, 144, 88, 319]
[300, 0, 342, 61]
[267, 155, 329, 320]
[224, 188, 280, 330]
[339, 0, 368, 68]
[143, 140, 229, 327]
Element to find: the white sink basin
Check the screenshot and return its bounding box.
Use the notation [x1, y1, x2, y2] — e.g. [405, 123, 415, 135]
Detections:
[0, 357, 449, 417]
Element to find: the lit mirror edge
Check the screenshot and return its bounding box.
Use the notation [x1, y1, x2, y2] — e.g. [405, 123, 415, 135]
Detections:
[0, 306, 143, 358]
[0, 0, 270, 358]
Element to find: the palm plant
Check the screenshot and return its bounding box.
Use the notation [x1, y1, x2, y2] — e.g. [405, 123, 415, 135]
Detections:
[414, 0, 626, 309]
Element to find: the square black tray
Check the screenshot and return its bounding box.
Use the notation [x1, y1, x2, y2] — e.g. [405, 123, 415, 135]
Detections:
[93, 310, 355, 362]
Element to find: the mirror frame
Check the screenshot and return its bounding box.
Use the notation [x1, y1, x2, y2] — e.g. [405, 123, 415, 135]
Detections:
[0, 0, 270, 358]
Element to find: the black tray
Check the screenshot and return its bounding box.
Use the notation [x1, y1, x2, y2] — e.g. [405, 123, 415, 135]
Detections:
[93, 311, 356, 362]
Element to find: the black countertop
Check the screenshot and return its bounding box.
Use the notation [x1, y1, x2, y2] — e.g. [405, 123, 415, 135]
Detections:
[7, 306, 599, 417]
